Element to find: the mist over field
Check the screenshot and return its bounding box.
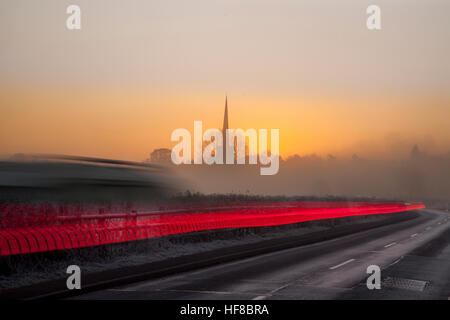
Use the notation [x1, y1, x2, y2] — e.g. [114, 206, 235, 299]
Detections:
[174, 148, 450, 203]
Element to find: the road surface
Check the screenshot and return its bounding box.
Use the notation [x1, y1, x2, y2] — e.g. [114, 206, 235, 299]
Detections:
[74, 209, 450, 300]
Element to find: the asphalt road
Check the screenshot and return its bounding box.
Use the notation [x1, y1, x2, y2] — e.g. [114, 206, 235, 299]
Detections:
[75, 209, 450, 300]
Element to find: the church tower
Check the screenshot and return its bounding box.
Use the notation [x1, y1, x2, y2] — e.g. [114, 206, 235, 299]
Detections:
[222, 96, 229, 136]
[222, 96, 230, 163]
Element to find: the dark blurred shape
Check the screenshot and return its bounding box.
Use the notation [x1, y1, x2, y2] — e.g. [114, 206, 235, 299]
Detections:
[148, 148, 172, 164]
[0, 154, 183, 203]
[410, 144, 425, 160]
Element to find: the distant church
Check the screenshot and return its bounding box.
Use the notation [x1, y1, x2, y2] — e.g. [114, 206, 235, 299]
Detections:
[222, 96, 229, 142]
[148, 96, 248, 164]
[221, 96, 249, 163]
[222, 96, 230, 163]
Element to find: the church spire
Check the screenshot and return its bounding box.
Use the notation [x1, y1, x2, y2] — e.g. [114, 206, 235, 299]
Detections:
[222, 95, 229, 133]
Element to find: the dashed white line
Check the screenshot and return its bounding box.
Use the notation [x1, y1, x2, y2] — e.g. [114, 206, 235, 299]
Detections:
[252, 283, 290, 300]
[388, 257, 403, 267]
[161, 288, 236, 295]
[426, 226, 432, 230]
[329, 259, 355, 270]
[410, 233, 418, 238]
[384, 242, 396, 248]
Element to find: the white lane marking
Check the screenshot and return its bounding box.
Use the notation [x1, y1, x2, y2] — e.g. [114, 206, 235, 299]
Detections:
[384, 242, 396, 248]
[161, 288, 237, 295]
[252, 283, 290, 300]
[329, 259, 355, 270]
[388, 257, 403, 267]
[269, 283, 290, 294]
[438, 222, 442, 225]
[426, 226, 432, 230]
[410, 233, 418, 238]
[108, 289, 137, 292]
[123, 274, 186, 290]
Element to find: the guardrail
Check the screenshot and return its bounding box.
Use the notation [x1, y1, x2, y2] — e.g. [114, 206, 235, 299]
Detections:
[0, 201, 425, 256]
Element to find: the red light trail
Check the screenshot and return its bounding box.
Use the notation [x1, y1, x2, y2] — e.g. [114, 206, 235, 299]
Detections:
[0, 201, 425, 256]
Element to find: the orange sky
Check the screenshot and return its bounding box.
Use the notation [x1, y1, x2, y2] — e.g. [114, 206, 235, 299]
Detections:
[1, 1, 449, 161]
[1, 86, 449, 161]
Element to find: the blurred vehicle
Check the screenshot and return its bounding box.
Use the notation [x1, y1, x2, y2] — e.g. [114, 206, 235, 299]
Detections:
[0, 154, 183, 203]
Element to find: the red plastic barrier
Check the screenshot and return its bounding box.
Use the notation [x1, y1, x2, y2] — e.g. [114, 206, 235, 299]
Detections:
[0, 201, 425, 256]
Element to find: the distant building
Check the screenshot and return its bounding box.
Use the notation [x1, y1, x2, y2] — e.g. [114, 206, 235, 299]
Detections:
[151, 96, 251, 165]
[222, 96, 229, 143]
[149, 148, 172, 164]
[410, 144, 424, 160]
[221, 96, 246, 163]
